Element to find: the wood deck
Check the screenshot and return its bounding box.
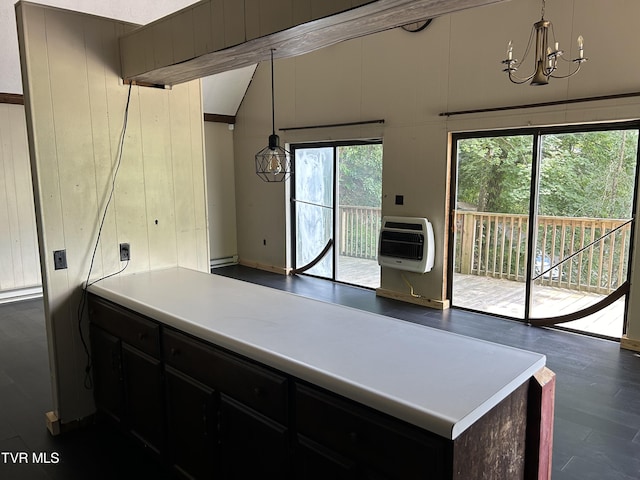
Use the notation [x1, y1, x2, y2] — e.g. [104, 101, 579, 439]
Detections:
[336, 256, 624, 338]
[452, 274, 624, 338]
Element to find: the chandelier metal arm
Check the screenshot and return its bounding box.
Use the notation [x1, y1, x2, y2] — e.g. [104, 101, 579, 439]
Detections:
[548, 59, 586, 79]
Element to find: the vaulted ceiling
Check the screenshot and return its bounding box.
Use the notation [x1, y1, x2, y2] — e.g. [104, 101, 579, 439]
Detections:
[2, 0, 509, 116]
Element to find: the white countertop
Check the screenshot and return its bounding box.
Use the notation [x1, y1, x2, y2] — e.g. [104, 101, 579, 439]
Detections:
[87, 267, 546, 440]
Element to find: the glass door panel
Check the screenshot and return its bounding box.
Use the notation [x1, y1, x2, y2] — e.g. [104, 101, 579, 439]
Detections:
[451, 135, 534, 319]
[531, 130, 638, 337]
[293, 147, 334, 278]
[335, 144, 382, 288]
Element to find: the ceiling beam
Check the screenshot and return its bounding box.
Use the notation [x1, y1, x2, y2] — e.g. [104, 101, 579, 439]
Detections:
[120, 0, 510, 86]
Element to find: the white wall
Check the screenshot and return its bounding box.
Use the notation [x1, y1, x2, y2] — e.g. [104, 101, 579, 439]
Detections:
[233, 0, 640, 339]
[205, 121, 238, 263]
[17, 2, 208, 422]
[0, 103, 41, 298]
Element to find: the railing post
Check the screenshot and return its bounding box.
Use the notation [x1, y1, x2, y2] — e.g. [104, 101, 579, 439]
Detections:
[460, 212, 475, 274]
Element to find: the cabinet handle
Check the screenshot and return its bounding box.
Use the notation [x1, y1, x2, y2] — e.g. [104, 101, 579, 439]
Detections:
[170, 347, 179, 356]
[137, 332, 146, 341]
[349, 431, 358, 443]
[253, 386, 263, 396]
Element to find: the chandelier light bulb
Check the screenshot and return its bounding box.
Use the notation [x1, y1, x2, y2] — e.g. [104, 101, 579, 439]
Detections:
[577, 35, 584, 58]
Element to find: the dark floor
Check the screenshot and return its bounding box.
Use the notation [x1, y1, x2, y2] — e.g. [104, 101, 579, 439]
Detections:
[1, 264, 640, 479]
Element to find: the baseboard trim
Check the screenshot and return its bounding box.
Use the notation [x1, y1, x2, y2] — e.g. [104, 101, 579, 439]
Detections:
[620, 335, 640, 353]
[376, 288, 450, 310]
[238, 259, 292, 275]
[0, 286, 43, 304]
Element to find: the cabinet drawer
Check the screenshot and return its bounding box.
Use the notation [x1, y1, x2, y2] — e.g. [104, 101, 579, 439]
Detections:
[89, 295, 160, 358]
[295, 384, 450, 479]
[163, 329, 288, 424]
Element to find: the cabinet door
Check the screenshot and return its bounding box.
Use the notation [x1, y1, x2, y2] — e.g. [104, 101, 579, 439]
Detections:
[165, 367, 216, 480]
[163, 328, 289, 424]
[296, 384, 451, 480]
[219, 394, 290, 479]
[90, 324, 124, 423]
[122, 344, 164, 454]
[296, 435, 357, 480]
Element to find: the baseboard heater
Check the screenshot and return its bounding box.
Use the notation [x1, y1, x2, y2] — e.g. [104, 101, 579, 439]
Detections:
[210, 255, 239, 269]
[378, 216, 434, 273]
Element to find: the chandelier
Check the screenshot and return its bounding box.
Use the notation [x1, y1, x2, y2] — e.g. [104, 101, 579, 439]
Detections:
[255, 49, 292, 182]
[501, 0, 587, 85]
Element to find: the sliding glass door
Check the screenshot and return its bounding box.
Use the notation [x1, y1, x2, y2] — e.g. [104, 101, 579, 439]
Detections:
[291, 141, 382, 288]
[530, 129, 638, 336]
[450, 123, 639, 338]
[292, 146, 334, 278]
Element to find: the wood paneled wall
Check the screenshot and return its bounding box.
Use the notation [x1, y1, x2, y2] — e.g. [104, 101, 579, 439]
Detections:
[0, 103, 41, 295]
[16, 2, 208, 422]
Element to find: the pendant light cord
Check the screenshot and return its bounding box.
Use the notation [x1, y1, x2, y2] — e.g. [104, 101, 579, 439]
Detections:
[270, 48, 276, 136]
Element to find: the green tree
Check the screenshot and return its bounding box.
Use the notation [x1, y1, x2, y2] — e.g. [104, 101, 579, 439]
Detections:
[539, 130, 638, 218]
[457, 135, 533, 214]
[338, 144, 382, 207]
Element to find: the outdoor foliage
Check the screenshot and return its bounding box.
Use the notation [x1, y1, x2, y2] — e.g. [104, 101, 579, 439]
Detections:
[338, 144, 383, 208]
[539, 130, 638, 218]
[456, 129, 639, 219]
[457, 135, 533, 214]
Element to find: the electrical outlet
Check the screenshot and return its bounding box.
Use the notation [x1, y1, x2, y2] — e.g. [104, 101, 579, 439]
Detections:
[119, 243, 130, 262]
[53, 250, 67, 270]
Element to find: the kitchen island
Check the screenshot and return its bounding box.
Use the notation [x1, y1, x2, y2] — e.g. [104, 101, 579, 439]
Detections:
[87, 266, 553, 479]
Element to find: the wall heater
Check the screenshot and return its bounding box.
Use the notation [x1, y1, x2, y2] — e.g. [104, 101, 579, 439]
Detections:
[378, 216, 434, 273]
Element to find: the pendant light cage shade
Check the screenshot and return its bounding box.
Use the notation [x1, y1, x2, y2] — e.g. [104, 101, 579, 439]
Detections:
[255, 133, 292, 182]
[254, 49, 293, 182]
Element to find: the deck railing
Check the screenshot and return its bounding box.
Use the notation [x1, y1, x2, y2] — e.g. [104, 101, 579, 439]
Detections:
[338, 206, 381, 260]
[337, 208, 632, 294]
[454, 211, 632, 294]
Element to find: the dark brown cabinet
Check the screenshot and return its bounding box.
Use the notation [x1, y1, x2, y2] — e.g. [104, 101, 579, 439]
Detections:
[90, 325, 123, 423]
[89, 297, 164, 454]
[121, 343, 164, 452]
[165, 366, 216, 479]
[88, 294, 534, 480]
[295, 435, 357, 480]
[219, 394, 290, 478]
[295, 383, 451, 480]
[162, 327, 290, 478]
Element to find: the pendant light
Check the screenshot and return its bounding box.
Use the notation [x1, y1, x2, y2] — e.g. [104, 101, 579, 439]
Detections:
[255, 49, 292, 182]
